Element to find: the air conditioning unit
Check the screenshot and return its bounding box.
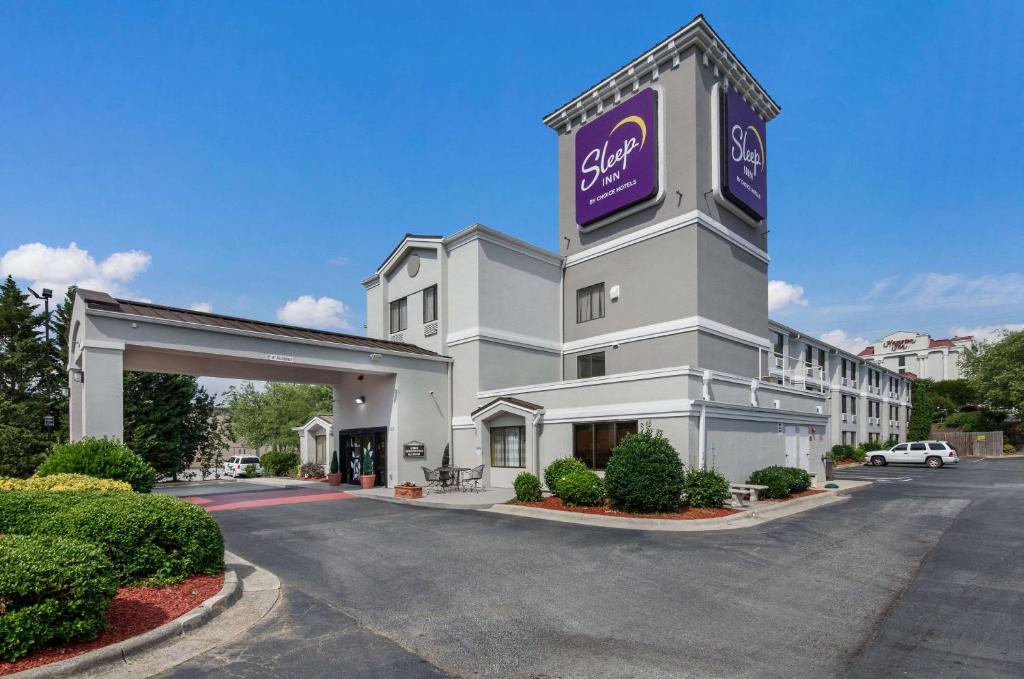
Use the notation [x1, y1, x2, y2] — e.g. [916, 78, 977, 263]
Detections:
[851, 415, 857, 424]
[841, 414, 848, 422]
[889, 419, 896, 427]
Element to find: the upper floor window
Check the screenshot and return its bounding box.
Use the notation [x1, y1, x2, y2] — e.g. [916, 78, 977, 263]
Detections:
[577, 351, 606, 379]
[422, 285, 437, 324]
[898, 356, 906, 367]
[773, 332, 784, 355]
[576, 283, 605, 323]
[841, 360, 847, 378]
[850, 362, 857, 381]
[390, 297, 407, 333]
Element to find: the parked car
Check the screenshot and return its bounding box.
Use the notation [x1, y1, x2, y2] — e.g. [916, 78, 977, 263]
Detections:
[870, 441, 959, 468]
[223, 455, 264, 478]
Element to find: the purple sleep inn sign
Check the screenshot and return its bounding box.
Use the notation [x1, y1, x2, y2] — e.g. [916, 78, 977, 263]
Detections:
[720, 88, 767, 221]
[575, 88, 659, 227]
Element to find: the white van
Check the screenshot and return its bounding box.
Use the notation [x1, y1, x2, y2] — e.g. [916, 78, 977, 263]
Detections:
[223, 455, 264, 478]
[870, 441, 959, 468]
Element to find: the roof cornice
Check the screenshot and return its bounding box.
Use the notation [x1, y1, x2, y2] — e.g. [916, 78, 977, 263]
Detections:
[542, 15, 780, 133]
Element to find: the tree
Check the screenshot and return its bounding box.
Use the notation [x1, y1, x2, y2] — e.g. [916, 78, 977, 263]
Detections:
[224, 382, 331, 451]
[962, 331, 1024, 416]
[0, 276, 53, 476]
[908, 379, 935, 441]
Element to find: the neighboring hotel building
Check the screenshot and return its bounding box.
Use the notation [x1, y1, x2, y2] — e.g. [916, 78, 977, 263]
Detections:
[67, 16, 912, 489]
[858, 331, 974, 381]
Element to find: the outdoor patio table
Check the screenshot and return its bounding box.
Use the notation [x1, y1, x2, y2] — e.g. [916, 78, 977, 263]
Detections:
[439, 466, 469, 490]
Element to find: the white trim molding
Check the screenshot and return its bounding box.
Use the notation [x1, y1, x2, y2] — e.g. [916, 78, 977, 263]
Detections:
[447, 327, 562, 354]
[452, 416, 475, 430]
[477, 365, 691, 400]
[564, 209, 769, 268]
[562, 315, 771, 355]
[444, 223, 562, 267]
[542, 399, 695, 424]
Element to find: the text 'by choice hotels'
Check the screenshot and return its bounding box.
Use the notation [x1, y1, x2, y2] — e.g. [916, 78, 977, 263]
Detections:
[574, 88, 659, 227]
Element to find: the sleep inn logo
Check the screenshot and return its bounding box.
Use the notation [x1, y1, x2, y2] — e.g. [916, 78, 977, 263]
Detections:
[720, 88, 767, 221]
[574, 88, 659, 227]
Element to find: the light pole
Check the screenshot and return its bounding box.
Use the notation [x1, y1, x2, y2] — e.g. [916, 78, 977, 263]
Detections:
[27, 287, 53, 343]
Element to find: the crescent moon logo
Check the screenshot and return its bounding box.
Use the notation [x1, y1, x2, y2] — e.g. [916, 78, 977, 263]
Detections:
[746, 124, 765, 170]
[610, 115, 647, 149]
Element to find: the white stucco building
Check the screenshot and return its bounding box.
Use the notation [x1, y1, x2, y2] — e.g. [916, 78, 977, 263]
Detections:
[858, 331, 974, 381]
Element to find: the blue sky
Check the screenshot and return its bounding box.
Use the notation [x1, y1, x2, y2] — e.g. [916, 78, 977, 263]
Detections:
[2, 1, 1022, 363]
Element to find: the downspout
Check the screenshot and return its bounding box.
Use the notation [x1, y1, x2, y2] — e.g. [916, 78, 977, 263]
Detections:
[532, 410, 545, 477]
[559, 260, 565, 381]
[698, 404, 707, 470]
[448, 359, 454, 467]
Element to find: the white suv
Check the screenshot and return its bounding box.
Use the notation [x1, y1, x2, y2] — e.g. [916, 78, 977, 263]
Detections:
[223, 455, 263, 478]
[870, 441, 959, 468]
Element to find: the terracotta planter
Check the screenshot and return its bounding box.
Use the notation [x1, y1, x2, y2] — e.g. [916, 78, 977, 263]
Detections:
[359, 474, 376, 490]
[394, 485, 423, 499]
[327, 472, 342, 486]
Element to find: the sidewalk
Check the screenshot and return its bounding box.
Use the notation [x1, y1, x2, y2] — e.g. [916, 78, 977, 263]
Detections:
[350, 484, 515, 509]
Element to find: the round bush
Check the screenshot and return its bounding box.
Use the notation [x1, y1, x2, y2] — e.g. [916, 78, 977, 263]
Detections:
[784, 467, 812, 493]
[261, 451, 300, 477]
[0, 490, 224, 584]
[543, 457, 587, 495]
[0, 473, 133, 493]
[557, 469, 604, 506]
[512, 472, 543, 503]
[37, 438, 156, 493]
[683, 468, 731, 508]
[747, 466, 794, 499]
[0, 534, 118, 662]
[603, 428, 686, 513]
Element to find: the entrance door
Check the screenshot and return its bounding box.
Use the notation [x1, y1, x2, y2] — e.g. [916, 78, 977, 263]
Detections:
[339, 428, 387, 487]
[784, 425, 798, 466]
[797, 426, 811, 471]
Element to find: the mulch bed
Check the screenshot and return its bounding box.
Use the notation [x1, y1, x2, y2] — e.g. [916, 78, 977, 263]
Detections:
[0, 573, 224, 676]
[511, 496, 739, 520]
[764, 488, 826, 503]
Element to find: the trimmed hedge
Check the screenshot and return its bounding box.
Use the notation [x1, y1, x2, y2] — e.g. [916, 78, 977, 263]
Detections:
[513, 472, 543, 503]
[604, 428, 686, 513]
[37, 438, 156, 493]
[0, 534, 118, 662]
[683, 468, 731, 508]
[0, 490, 224, 584]
[261, 451, 300, 477]
[557, 469, 604, 506]
[543, 457, 587, 495]
[747, 466, 812, 498]
[0, 473, 133, 493]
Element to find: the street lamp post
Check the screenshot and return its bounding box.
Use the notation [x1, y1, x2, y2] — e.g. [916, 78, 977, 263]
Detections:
[27, 287, 53, 343]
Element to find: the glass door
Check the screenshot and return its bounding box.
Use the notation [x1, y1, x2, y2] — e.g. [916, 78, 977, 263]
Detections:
[340, 428, 387, 486]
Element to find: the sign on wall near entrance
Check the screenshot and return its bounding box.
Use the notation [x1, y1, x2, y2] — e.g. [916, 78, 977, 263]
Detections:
[719, 88, 767, 221]
[575, 88, 660, 227]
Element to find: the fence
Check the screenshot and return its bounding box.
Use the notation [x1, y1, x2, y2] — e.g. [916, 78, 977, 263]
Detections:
[930, 428, 1005, 456]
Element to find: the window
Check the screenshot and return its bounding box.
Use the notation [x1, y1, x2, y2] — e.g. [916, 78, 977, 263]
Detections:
[576, 352, 606, 379]
[573, 421, 638, 470]
[576, 283, 605, 323]
[869, 433, 880, 443]
[390, 297, 407, 333]
[928, 443, 947, 451]
[850, 362, 857, 381]
[910, 443, 926, 452]
[805, 346, 812, 364]
[898, 356, 906, 368]
[850, 398, 857, 415]
[893, 443, 908, 452]
[773, 332, 784, 355]
[841, 360, 847, 378]
[314, 434, 326, 464]
[490, 426, 525, 468]
[422, 285, 437, 324]
[818, 348, 826, 368]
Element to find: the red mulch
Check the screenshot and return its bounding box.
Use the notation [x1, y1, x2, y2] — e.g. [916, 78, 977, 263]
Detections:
[512, 496, 739, 520]
[0, 573, 224, 676]
[764, 488, 826, 503]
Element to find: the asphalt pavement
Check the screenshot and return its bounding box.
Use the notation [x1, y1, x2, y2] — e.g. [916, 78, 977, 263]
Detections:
[160, 458, 1024, 678]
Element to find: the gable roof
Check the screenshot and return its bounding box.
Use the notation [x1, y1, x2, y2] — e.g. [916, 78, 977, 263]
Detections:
[471, 396, 544, 417]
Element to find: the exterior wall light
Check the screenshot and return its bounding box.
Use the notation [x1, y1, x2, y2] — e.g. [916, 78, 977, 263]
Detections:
[354, 396, 366, 404]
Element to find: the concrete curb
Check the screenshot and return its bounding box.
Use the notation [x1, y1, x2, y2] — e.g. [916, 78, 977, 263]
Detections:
[352, 492, 499, 510]
[484, 485, 867, 532]
[12, 553, 245, 678]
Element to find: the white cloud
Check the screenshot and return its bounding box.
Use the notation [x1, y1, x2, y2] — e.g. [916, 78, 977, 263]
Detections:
[949, 323, 1024, 343]
[864, 277, 894, 301]
[190, 302, 213, 313]
[277, 295, 352, 331]
[820, 329, 870, 354]
[890, 273, 1024, 309]
[0, 242, 151, 303]
[768, 280, 809, 312]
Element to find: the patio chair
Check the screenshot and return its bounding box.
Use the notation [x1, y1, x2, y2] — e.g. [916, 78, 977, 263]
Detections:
[437, 467, 456, 492]
[422, 466, 443, 493]
[461, 464, 484, 493]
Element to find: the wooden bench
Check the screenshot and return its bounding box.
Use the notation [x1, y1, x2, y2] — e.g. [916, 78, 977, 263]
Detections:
[729, 483, 770, 507]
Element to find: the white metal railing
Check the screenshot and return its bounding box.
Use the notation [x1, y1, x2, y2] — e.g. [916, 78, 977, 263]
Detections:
[758, 349, 826, 394]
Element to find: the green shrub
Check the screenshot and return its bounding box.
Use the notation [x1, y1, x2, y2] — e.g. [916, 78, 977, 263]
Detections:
[784, 467, 812, 492]
[543, 457, 587, 495]
[557, 469, 604, 506]
[604, 427, 686, 513]
[0, 473, 133, 492]
[512, 472, 542, 503]
[37, 438, 156, 493]
[830, 444, 856, 461]
[0, 490, 224, 584]
[1005, 443, 1018, 455]
[261, 451, 300, 477]
[0, 534, 118, 662]
[849, 446, 867, 463]
[683, 468, 731, 508]
[747, 466, 793, 499]
[861, 440, 885, 452]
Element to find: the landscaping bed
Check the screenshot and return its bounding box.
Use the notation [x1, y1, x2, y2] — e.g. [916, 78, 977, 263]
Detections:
[764, 488, 826, 503]
[511, 496, 740, 520]
[0, 572, 224, 676]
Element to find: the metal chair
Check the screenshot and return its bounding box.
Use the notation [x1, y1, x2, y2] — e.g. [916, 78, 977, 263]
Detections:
[437, 467, 456, 492]
[461, 464, 484, 493]
[421, 466, 443, 493]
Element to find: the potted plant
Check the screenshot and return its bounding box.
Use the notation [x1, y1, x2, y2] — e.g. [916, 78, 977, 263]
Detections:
[327, 450, 342, 486]
[359, 448, 376, 489]
[394, 481, 423, 499]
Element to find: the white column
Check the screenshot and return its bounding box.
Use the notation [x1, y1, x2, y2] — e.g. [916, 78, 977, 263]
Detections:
[942, 348, 949, 380]
[80, 346, 124, 441]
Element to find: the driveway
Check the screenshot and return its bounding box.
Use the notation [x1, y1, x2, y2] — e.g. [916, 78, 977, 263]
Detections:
[162, 458, 1024, 678]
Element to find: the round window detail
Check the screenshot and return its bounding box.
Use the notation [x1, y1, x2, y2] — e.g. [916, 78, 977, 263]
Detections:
[406, 253, 421, 278]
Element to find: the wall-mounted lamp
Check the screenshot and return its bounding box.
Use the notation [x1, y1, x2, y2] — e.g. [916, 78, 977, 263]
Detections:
[70, 368, 84, 383]
[354, 395, 366, 405]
